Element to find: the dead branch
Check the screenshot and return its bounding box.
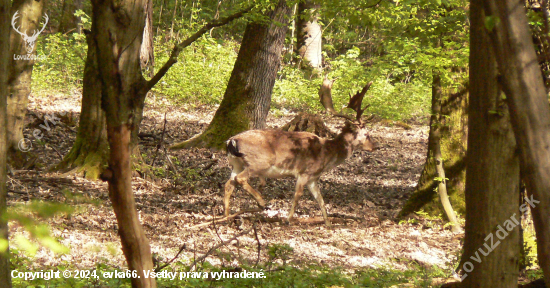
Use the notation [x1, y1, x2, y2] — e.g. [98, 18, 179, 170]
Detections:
[187, 208, 263, 229]
[188, 224, 256, 271]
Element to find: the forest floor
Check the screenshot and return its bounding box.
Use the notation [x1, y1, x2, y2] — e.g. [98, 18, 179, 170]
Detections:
[7, 92, 463, 280]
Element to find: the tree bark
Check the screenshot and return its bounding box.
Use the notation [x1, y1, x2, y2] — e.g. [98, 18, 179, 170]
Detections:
[459, 1, 520, 286]
[7, 0, 46, 165]
[0, 0, 13, 284]
[54, 29, 109, 180]
[58, 0, 83, 34]
[482, 0, 550, 281]
[140, 0, 154, 78]
[431, 74, 460, 233]
[91, 0, 156, 286]
[170, 0, 291, 150]
[399, 82, 468, 218]
[296, 0, 322, 69]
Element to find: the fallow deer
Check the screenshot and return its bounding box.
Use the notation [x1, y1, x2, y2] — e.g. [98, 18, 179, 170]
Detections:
[224, 82, 377, 226]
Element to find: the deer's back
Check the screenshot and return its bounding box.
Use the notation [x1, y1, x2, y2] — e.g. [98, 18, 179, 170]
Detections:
[228, 129, 330, 178]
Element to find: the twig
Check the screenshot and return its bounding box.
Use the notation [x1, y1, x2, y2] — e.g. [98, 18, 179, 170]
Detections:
[187, 208, 263, 229]
[155, 243, 187, 272]
[151, 112, 168, 166]
[49, 145, 64, 160]
[188, 224, 255, 271]
[253, 222, 261, 267]
[163, 147, 178, 172]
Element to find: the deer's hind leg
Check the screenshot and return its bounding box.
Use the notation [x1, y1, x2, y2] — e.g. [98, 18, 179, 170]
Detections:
[235, 169, 267, 209]
[224, 157, 244, 217]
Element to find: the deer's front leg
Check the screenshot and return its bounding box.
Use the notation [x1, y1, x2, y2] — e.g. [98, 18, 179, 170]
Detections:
[236, 170, 266, 208]
[288, 176, 309, 223]
[307, 181, 331, 226]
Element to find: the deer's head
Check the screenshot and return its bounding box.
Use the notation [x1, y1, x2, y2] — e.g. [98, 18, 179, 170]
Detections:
[12, 11, 49, 55]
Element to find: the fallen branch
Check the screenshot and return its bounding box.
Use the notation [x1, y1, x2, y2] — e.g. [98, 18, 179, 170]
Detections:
[187, 208, 263, 229]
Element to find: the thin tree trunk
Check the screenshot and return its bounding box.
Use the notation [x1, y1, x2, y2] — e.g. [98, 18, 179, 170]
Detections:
[140, 0, 154, 78]
[58, 0, 83, 33]
[91, 0, 156, 286]
[482, 0, 550, 281]
[0, 0, 13, 284]
[296, 0, 322, 69]
[54, 28, 109, 180]
[288, 3, 297, 63]
[459, 1, 520, 286]
[7, 0, 46, 165]
[170, 0, 291, 150]
[431, 74, 460, 233]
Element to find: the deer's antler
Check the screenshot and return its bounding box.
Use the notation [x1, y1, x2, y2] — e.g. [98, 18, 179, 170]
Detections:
[346, 81, 373, 122]
[319, 79, 373, 123]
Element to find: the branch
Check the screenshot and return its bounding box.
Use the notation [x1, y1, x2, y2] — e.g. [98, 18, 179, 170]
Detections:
[145, 6, 253, 92]
[188, 224, 256, 271]
[187, 208, 263, 229]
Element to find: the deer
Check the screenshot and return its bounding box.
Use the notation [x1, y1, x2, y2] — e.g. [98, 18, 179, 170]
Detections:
[223, 82, 378, 226]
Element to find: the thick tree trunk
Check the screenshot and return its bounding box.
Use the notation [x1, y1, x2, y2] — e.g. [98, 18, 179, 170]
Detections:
[58, 0, 83, 34]
[399, 82, 468, 218]
[459, 1, 520, 286]
[170, 0, 291, 150]
[91, 0, 155, 286]
[7, 0, 46, 165]
[0, 0, 13, 284]
[482, 0, 550, 281]
[296, 0, 322, 69]
[140, 0, 154, 78]
[54, 29, 109, 180]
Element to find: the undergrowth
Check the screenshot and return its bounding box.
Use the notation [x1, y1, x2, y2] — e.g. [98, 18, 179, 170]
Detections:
[32, 28, 430, 122]
[10, 248, 450, 288]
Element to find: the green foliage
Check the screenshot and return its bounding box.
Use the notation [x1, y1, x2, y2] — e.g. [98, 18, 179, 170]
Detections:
[33, 32, 87, 94]
[152, 34, 238, 107]
[6, 201, 74, 256]
[10, 250, 453, 288]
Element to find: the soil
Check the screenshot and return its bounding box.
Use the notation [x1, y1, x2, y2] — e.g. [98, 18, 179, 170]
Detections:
[6, 92, 463, 276]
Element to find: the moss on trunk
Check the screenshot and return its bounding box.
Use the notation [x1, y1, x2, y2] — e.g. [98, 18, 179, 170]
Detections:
[399, 81, 468, 218]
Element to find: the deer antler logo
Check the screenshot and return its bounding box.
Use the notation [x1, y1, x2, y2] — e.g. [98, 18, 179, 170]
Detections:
[12, 11, 49, 55]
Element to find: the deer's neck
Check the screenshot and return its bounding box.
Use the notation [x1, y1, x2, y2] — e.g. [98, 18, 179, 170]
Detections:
[324, 130, 355, 169]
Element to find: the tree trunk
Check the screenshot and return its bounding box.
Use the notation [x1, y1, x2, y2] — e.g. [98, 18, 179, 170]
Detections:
[140, 0, 154, 78]
[54, 29, 109, 180]
[459, 1, 520, 286]
[296, 0, 322, 70]
[58, 0, 83, 34]
[431, 74, 460, 233]
[0, 0, 13, 284]
[170, 0, 291, 150]
[7, 0, 46, 165]
[399, 82, 468, 218]
[91, 0, 156, 286]
[482, 0, 550, 281]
